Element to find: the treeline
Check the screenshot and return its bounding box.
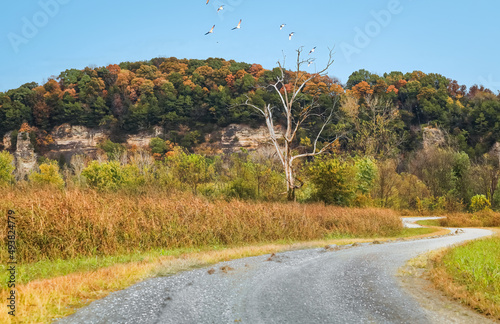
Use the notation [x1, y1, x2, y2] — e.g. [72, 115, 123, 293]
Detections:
[1, 57, 499, 158]
[1, 143, 499, 213]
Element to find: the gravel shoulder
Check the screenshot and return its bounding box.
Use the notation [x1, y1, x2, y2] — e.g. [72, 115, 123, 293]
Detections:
[399, 262, 497, 324]
[58, 218, 493, 324]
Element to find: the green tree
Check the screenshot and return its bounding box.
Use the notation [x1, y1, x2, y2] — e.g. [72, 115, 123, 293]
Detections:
[354, 157, 377, 194]
[29, 161, 65, 188]
[149, 137, 168, 154]
[307, 157, 356, 206]
[82, 161, 141, 191]
[0, 151, 15, 185]
[346, 69, 379, 89]
[168, 150, 210, 193]
[98, 140, 125, 161]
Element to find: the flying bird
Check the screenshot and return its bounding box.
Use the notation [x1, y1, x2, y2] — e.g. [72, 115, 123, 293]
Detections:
[205, 25, 215, 35]
[280, 24, 286, 30]
[232, 19, 242, 30]
[206, 0, 209, 4]
[217, 5, 224, 12]
[309, 47, 316, 55]
[289, 32, 294, 40]
[308, 61, 313, 67]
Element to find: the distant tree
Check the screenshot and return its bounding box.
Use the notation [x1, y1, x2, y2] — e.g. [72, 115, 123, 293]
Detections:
[346, 69, 379, 89]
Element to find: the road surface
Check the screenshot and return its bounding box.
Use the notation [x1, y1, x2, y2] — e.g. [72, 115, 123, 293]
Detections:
[58, 217, 493, 324]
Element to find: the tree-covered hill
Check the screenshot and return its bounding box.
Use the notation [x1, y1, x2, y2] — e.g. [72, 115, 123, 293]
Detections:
[1, 57, 499, 157]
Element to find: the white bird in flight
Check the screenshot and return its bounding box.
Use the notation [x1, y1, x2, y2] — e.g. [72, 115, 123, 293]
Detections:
[280, 24, 286, 30]
[232, 19, 242, 30]
[308, 61, 313, 67]
[289, 32, 294, 40]
[309, 47, 316, 55]
[206, 0, 209, 4]
[205, 25, 215, 35]
[217, 5, 224, 12]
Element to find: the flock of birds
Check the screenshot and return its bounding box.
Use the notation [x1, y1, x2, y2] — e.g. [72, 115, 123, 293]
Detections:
[204, 0, 316, 65]
[203, 3, 243, 35]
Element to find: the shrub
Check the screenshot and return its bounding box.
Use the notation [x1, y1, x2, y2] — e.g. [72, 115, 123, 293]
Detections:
[28, 161, 65, 188]
[227, 178, 256, 199]
[82, 161, 142, 191]
[307, 157, 356, 206]
[149, 137, 168, 154]
[98, 140, 125, 161]
[469, 194, 491, 213]
[167, 149, 211, 193]
[0, 151, 15, 185]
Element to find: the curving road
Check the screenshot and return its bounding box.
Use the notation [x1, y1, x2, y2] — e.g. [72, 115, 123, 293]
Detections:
[58, 218, 493, 324]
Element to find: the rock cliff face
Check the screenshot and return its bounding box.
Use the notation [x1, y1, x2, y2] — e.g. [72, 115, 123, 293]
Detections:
[422, 127, 445, 149]
[490, 142, 500, 162]
[220, 124, 278, 153]
[3, 123, 281, 162]
[2, 131, 12, 150]
[14, 131, 37, 180]
[46, 124, 111, 161]
[45, 124, 166, 161]
[126, 126, 164, 148]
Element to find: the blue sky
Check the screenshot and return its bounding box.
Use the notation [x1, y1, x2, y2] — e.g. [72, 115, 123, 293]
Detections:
[1, 0, 499, 93]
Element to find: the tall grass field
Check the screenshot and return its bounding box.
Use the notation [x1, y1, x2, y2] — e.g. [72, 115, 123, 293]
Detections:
[439, 211, 500, 227]
[0, 187, 403, 264]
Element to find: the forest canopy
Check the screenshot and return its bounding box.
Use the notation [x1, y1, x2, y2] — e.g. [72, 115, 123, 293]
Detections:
[1, 57, 499, 158]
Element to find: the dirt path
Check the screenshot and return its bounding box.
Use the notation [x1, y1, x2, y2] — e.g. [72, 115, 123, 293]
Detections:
[58, 218, 494, 324]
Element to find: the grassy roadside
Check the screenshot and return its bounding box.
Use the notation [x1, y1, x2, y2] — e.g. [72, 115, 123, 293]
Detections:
[401, 225, 500, 321]
[416, 219, 441, 227]
[1, 227, 439, 324]
[429, 232, 500, 320]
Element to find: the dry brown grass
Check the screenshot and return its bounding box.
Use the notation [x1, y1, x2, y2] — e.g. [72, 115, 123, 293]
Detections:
[439, 210, 500, 227]
[0, 187, 406, 323]
[0, 187, 402, 263]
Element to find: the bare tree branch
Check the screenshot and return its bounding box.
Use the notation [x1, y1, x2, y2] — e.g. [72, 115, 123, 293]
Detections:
[241, 47, 340, 201]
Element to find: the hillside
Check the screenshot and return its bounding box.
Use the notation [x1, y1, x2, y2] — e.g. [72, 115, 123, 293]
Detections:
[1, 57, 500, 159]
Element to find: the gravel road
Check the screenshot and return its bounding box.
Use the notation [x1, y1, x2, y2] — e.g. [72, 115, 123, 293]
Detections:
[58, 218, 493, 324]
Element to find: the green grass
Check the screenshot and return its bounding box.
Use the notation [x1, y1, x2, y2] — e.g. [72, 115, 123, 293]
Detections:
[441, 237, 500, 306]
[0, 247, 214, 285]
[396, 227, 437, 237]
[416, 219, 442, 226]
[0, 227, 439, 286]
[325, 227, 438, 240]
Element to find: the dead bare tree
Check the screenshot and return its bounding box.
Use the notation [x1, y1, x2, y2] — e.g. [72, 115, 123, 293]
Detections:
[243, 48, 341, 201]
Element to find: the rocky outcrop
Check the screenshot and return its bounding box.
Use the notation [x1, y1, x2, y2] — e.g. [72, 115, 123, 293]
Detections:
[422, 127, 445, 149]
[7, 123, 278, 161]
[220, 124, 279, 153]
[2, 131, 13, 150]
[45, 124, 166, 160]
[46, 124, 111, 161]
[14, 131, 37, 180]
[490, 142, 500, 163]
[126, 126, 164, 148]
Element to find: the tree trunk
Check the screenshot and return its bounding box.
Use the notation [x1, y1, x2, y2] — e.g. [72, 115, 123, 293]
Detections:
[285, 142, 295, 201]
